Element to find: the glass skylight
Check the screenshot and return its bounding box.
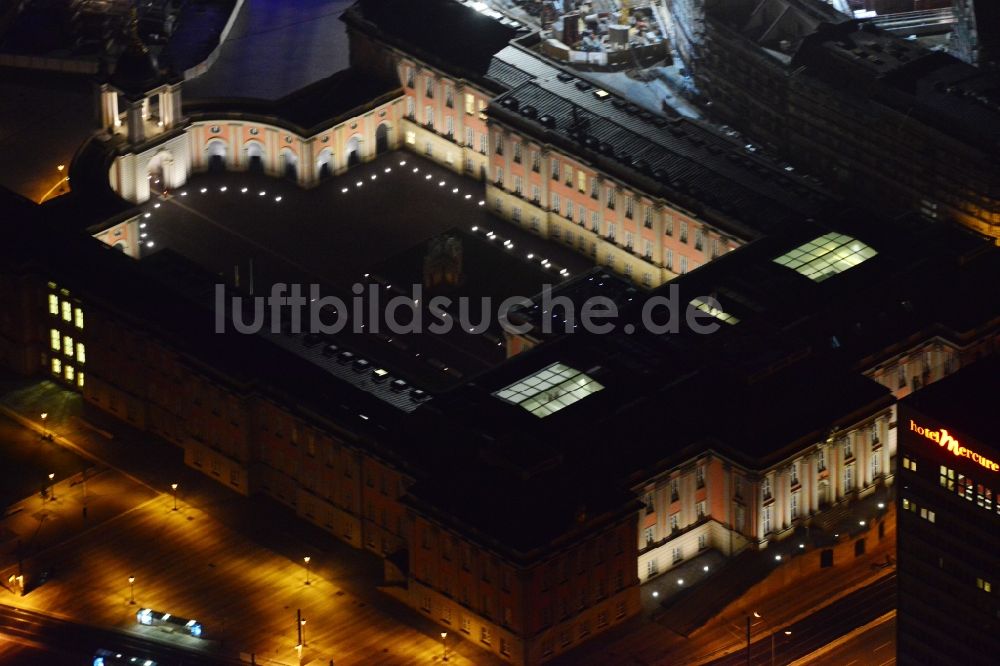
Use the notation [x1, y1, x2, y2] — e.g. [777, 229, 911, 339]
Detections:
[690, 297, 740, 325]
[493, 362, 604, 418]
[773, 233, 877, 282]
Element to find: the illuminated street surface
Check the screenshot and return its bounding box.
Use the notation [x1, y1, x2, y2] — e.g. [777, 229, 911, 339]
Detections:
[797, 613, 896, 666]
[0, 637, 77, 665]
[549, 545, 896, 665]
[6, 487, 484, 665]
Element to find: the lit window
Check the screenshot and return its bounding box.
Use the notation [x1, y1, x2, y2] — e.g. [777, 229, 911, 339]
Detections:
[77, 372, 85, 389]
[493, 362, 604, 418]
[50, 329, 61, 352]
[51, 358, 61, 375]
[77, 343, 86, 364]
[74, 307, 84, 329]
[465, 93, 475, 115]
[48, 294, 59, 315]
[773, 233, 877, 282]
[61, 301, 72, 322]
[65, 365, 74, 382]
[405, 131, 416, 145]
[63, 336, 74, 358]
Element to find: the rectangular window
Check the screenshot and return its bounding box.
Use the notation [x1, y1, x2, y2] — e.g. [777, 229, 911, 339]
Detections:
[679, 221, 688, 244]
[62, 301, 72, 322]
[698, 534, 707, 551]
[644, 206, 653, 228]
[606, 187, 616, 210]
[532, 151, 540, 172]
[577, 170, 586, 192]
[63, 336, 74, 358]
[643, 526, 654, 545]
[646, 558, 658, 577]
[425, 106, 434, 128]
[495, 166, 504, 186]
[762, 476, 772, 500]
[762, 506, 772, 535]
[665, 248, 673, 271]
[532, 185, 540, 204]
[479, 134, 487, 154]
[445, 86, 454, 108]
[625, 196, 634, 219]
[406, 67, 414, 88]
[696, 500, 706, 519]
[590, 211, 600, 232]
[425, 77, 434, 98]
[445, 115, 454, 137]
[624, 231, 634, 250]
[791, 490, 800, 519]
[405, 130, 416, 145]
[563, 164, 572, 185]
[465, 93, 475, 115]
[671, 546, 683, 563]
[513, 175, 523, 196]
[551, 193, 560, 213]
[74, 307, 84, 329]
[513, 142, 522, 164]
[664, 216, 674, 236]
[843, 464, 855, 493]
[50, 329, 61, 352]
[48, 294, 59, 315]
[565, 200, 573, 220]
[590, 178, 600, 199]
[465, 127, 474, 147]
[551, 158, 559, 180]
[643, 239, 653, 260]
[494, 132, 503, 155]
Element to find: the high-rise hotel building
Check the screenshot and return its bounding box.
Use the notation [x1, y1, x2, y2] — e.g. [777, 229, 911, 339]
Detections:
[897, 358, 1000, 664]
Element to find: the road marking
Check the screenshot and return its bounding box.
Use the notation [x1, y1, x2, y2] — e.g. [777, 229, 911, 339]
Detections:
[877, 659, 895, 666]
[875, 641, 892, 651]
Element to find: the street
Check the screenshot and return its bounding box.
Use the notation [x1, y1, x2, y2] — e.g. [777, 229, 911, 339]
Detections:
[797, 614, 896, 666]
[0, 380, 502, 665]
[704, 574, 896, 666]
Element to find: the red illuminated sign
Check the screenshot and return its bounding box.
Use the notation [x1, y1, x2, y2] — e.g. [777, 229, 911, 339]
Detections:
[910, 420, 999, 472]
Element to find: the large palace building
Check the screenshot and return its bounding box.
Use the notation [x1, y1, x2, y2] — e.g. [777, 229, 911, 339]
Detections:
[2, 1, 1000, 664]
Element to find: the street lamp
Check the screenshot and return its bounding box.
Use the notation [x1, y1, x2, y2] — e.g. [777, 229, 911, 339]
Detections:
[48, 473, 55, 501]
[40, 413, 48, 440]
[128, 575, 136, 605]
[746, 611, 761, 666]
[303, 556, 311, 585]
[171, 483, 178, 511]
[771, 630, 792, 666]
[441, 631, 448, 661]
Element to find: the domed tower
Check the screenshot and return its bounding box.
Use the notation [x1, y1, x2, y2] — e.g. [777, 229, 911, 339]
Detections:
[98, 9, 190, 203]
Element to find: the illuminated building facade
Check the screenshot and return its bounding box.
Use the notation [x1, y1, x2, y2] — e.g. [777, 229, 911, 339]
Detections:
[666, 0, 1000, 243]
[3, 1, 1000, 664]
[897, 358, 1000, 664]
[345, 0, 831, 289]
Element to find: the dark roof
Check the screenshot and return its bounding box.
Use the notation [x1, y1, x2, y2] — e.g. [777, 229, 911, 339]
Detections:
[902, 356, 1000, 451]
[486, 45, 833, 239]
[186, 67, 402, 135]
[343, 0, 524, 83]
[110, 37, 163, 95]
